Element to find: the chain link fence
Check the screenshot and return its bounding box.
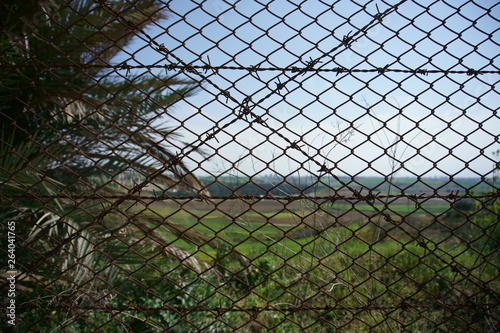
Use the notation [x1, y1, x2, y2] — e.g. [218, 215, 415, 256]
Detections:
[1, 0, 499, 331]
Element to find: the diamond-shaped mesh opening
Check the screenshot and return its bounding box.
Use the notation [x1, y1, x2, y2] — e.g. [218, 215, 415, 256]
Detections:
[1, 0, 499, 331]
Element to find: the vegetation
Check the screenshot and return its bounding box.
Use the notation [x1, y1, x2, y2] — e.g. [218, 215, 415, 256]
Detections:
[0, 0, 214, 330]
[161, 174, 497, 197]
[13, 184, 497, 332]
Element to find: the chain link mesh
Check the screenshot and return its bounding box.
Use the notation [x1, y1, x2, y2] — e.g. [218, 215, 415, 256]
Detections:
[1, 0, 499, 331]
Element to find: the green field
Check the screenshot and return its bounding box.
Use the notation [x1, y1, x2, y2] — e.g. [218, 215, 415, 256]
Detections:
[136, 191, 499, 331]
[146, 174, 494, 264]
[327, 202, 451, 214]
[150, 196, 457, 262]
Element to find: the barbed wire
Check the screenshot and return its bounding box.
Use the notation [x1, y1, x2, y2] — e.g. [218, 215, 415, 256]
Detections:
[3, 191, 498, 202]
[2, 62, 497, 76]
[30, 302, 500, 313]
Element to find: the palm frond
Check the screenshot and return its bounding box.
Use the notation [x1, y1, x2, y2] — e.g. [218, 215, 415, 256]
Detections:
[0, 1, 225, 309]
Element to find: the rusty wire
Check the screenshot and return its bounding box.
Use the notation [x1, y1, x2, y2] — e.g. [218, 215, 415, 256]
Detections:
[1, 0, 499, 332]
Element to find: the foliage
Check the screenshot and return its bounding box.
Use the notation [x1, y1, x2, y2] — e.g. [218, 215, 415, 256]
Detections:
[0, 0, 207, 194]
[0, 1, 217, 330]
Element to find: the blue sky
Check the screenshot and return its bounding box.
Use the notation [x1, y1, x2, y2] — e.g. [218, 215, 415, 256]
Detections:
[120, 0, 499, 179]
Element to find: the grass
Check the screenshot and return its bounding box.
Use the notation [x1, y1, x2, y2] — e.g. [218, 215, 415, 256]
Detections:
[139, 197, 499, 332]
[327, 202, 451, 215]
[150, 200, 455, 261]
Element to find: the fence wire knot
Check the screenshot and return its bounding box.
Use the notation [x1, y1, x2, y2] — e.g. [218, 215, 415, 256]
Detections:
[377, 64, 390, 74]
[342, 31, 355, 47]
[466, 68, 478, 76]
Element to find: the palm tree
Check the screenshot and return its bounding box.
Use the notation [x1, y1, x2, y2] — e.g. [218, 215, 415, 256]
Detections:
[1, 0, 207, 194]
[0, 0, 218, 329]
